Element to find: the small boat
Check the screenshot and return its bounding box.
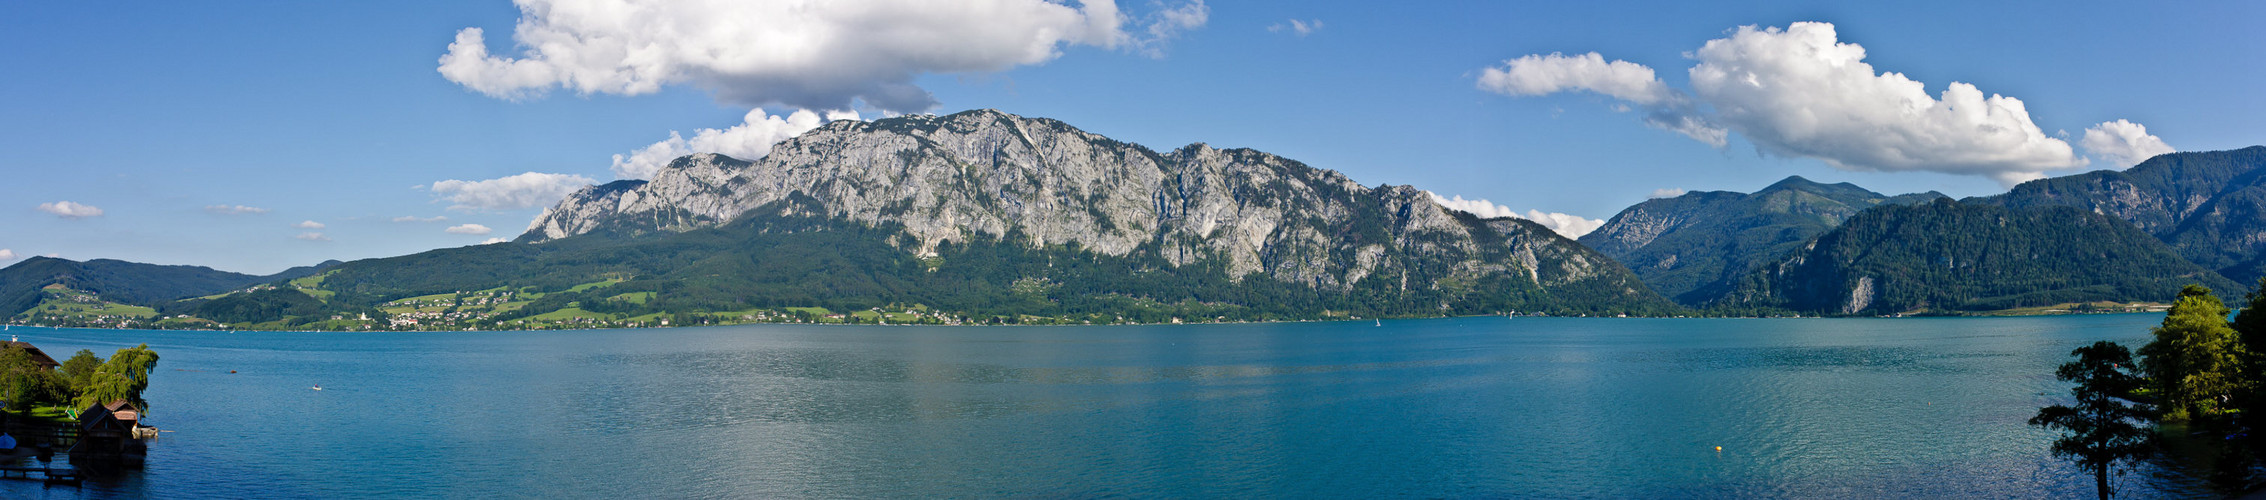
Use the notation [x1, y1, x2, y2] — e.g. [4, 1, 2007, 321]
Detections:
[1375, 319, 1382, 327]
[311, 385, 323, 391]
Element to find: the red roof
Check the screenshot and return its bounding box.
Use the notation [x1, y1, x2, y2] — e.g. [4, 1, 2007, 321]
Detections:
[103, 399, 138, 422]
[0, 341, 59, 370]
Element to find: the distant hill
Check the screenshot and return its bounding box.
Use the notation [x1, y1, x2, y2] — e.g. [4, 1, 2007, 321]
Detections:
[168, 109, 1677, 330]
[1578, 176, 1944, 305]
[1975, 146, 2266, 283]
[1718, 199, 2238, 315]
[0, 257, 336, 319]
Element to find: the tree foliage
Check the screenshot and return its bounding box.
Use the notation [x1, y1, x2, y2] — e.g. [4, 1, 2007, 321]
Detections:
[1727, 200, 2242, 315]
[2138, 285, 2244, 422]
[0, 346, 68, 412]
[1579, 176, 1944, 306]
[60, 349, 100, 390]
[2031, 341, 2156, 500]
[0, 256, 336, 318]
[77, 344, 158, 410]
[249, 204, 1676, 326]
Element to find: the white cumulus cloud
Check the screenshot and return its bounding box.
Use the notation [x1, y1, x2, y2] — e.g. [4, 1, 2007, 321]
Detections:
[1648, 188, 1687, 199]
[2081, 119, 2176, 167]
[1478, 52, 1724, 146]
[481, 237, 511, 245]
[429, 172, 596, 211]
[1521, 210, 1607, 239]
[205, 205, 269, 215]
[612, 108, 858, 179]
[295, 232, 330, 242]
[1425, 192, 1605, 239]
[1484, 22, 2117, 186]
[1269, 19, 1322, 37]
[293, 220, 326, 229]
[0, 249, 16, 261]
[1429, 193, 1521, 219]
[1689, 22, 2084, 185]
[446, 224, 495, 235]
[392, 215, 449, 223]
[36, 201, 103, 219]
[438, 0, 1206, 113]
[1480, 52, 1674, 104]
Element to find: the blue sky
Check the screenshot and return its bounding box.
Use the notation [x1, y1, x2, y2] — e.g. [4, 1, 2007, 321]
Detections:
[3, 1, 2260, 274]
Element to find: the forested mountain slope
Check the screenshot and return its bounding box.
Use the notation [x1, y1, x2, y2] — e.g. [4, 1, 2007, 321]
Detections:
[143, 110, 1677, 330]
[1718, 199, 2237, 315]
[1976, 146, 2266, 282]
[1579, 176, 1944, 305]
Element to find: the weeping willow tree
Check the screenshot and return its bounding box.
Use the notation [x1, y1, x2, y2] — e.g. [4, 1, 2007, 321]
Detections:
[75, 344, 158, 411]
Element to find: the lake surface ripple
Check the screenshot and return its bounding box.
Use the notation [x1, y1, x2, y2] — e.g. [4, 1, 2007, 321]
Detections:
[0, 315, 2220, 498]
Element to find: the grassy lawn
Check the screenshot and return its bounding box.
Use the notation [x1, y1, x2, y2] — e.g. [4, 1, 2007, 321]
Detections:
[9, 405, 79, 426]
[386, 292, 461, 305]
[607, 292, 655, 305]
[565, 279, 624, 293]
[520, 307, 611, 323]
[289, 273, 336, 300]
[24, 300, 159, 319]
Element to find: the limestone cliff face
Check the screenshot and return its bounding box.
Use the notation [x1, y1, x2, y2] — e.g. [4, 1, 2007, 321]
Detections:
[524, 109, 1661, 305]
[1976, 146, 2266, 283]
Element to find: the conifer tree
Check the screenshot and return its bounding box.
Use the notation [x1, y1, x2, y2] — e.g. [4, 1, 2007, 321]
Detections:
[2033, 341, 2155, 500]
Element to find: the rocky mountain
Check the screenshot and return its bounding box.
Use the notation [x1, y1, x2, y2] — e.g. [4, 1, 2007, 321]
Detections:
[1718, 199, 2238, 315]
[1974, 146, 2266, 283]
[1578, 176, 1945, 305]
[512, 109, 1669, 313]
[169, 109, 1673, 330]
[0, 257, 336, 318]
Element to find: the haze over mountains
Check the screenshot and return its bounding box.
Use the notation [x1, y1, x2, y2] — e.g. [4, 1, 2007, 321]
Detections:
[3, 111, 2262, 328]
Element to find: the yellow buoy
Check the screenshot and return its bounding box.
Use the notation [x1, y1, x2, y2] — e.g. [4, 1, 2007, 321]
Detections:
[1715, 446, 1723, 452]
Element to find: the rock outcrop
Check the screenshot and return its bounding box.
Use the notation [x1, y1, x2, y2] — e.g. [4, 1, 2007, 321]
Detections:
[1974, 146, 2266, 283]
[523, 109, 1666, 309]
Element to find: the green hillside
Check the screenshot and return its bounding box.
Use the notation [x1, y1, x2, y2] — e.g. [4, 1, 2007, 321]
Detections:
[1579, 176, 1944, 305]
[164, 199, 1677, 330]
[1979, 146, 2266, 282]
[1719, 199, 2238, 315]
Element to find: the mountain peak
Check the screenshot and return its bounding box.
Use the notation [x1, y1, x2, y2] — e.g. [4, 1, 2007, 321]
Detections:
[503, 108, 1670, 316]
[1759, 175, 1871, 195]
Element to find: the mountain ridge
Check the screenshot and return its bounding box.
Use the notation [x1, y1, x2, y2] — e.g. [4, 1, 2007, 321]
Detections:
[1974, 146, 2266, 282]
[1578, 175, 1946, 305]
[54, 109, 1675, 330]
[523, 109, 1665, 301]
[0, 257, 337, 319]
[1720, 199, 2239, 315]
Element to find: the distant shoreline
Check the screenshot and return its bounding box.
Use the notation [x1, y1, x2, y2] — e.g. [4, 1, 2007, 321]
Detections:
[2, 305, 2171, 333]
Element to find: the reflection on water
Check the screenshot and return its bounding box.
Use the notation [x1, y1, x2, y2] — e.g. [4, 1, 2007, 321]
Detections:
[0, 315, 2225, 498]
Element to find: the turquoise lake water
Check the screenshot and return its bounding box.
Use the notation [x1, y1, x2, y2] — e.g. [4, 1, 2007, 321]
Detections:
[0, 315, 2224, 498]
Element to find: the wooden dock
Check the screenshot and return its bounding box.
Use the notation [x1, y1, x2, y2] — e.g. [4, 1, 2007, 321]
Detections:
[0, 466, 81, 485]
